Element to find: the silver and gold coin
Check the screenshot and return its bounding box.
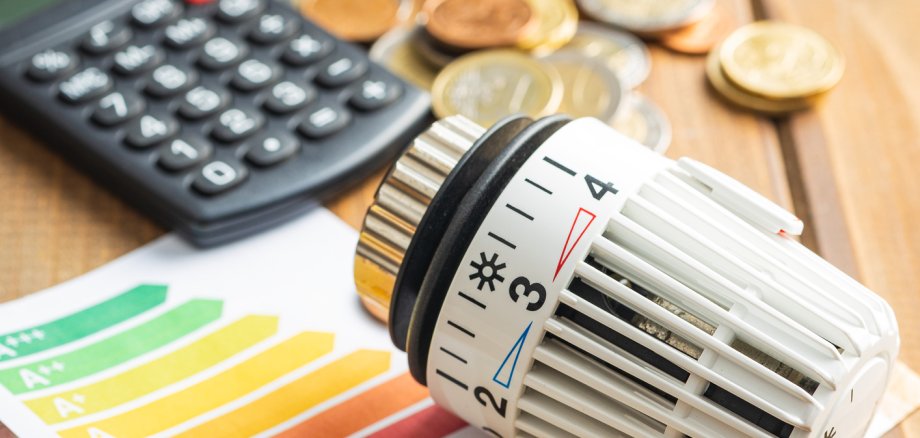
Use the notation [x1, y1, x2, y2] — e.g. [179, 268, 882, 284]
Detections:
[557, 22, 651, 89]
[719, 21, 844, 99]
[542, 51, 623, 122]
[612, 93, 672, 154]
[577, 0, 714, 34]
[370, 27, 438, 89]
[431, 50, 562, 127]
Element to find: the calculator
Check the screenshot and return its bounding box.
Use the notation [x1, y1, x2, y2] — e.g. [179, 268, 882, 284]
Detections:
[0, 0, 431, 246]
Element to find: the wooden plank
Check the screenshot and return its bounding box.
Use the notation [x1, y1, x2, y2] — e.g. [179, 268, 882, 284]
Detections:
[757, 1, 920, 436]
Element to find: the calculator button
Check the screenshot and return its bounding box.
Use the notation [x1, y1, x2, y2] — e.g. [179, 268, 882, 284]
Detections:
[198, 37, 248, 70]
[193, 160, 248, 195]
[132, 0, 181, 28]
[298, 105, 350, 139]
[282, 33, 333, 66]
[249, 13, 297, 45]
[179, 86, 229, 119]
[216, 0, 265, 23]
[58, 67, 113, 104]
[92, 91, 145, 126]
[212, 108, 263, 142]
[158, 137, 212, 171]
[232, 59, 279, 92]
[246, 133, 299, 167]
[125, 114, 178, 149]
[164, 17, 215, 49]
[81, 20, 132, 55]
[27, 49, 77, 82]
[350, 77, 402, 111]
[264, 81, 315, 114]
[315, 54, 367, 88]
[113, 45, 164, 76]
[146, 64, 197, 97]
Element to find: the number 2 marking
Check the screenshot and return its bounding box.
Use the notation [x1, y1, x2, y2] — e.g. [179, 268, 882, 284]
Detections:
[474, 386, 508, 418]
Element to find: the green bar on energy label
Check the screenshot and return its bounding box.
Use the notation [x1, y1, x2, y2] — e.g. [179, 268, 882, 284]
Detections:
[0, 299, 223, 394]
[0, 284, 169, 363]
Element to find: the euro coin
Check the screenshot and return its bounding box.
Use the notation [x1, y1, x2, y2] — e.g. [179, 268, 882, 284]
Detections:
[370, 28, 438, 90]
[613, 93, 672, 154]
[706, 45, 819, 114]
[412, 29, 457, 69]
[658, 0, 734, 55]
[577, 0, 714, 34]
[425, 0, 537, 50]
[558, 22, 651, 89]
[719, 21, 844, 99]
[299, 0, 412, 42]
[542, 51, 623, 122]
[431, 50, 562, 127]
[517, 0, 579, 54]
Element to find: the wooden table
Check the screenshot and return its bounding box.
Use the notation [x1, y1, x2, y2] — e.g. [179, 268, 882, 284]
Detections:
[2, 0, 919, 435]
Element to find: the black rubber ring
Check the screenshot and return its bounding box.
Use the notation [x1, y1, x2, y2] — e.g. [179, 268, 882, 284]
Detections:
[388, 115, 533, 350]
[406, 115, 572, 384]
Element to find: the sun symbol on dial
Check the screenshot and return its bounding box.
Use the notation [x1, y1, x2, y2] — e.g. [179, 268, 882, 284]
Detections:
[469, 252, 506, 292]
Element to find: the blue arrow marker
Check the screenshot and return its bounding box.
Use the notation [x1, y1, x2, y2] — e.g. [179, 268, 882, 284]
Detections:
[493, 322, 533, 388]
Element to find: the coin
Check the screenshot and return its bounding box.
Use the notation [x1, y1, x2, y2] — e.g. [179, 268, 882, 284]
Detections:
[719, 21, 844, 99]
[517, 0, 579, 54]
[557, 22, 651, 89]
[577, 0, 714, 34]
[299, 0, 412, 42]
[431, 50, 562, 127]
[412, 29, 457, 69]
[370, 27, 438, 89]
[658, 0, 734, 55]
[542, 52, 623, 122]
[613, 93, 672, 154]
[706, 45, 818, 114]
[425, 0, 537, 50]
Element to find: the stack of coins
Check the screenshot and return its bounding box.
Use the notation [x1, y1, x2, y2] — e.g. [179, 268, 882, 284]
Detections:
[299, 0, 673, 153]
[706, 21, 845, 115]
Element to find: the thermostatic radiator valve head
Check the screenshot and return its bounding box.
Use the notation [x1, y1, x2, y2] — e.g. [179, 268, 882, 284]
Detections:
[354, 115, 899, 438]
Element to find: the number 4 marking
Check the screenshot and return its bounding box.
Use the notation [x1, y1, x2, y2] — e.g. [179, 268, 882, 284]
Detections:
[585, 174, 618, 200]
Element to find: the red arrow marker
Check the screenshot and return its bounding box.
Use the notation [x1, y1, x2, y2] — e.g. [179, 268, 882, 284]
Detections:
[554, 208, 596, 281]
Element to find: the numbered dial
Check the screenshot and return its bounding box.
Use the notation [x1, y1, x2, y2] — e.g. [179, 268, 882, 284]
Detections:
[426, 118, 669, 436]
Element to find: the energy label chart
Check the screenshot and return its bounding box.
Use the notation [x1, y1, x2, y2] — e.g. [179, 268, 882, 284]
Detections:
[0, 210, 474, 438]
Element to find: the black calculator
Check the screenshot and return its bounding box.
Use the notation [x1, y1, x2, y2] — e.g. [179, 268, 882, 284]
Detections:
[0, 0, 431, 246]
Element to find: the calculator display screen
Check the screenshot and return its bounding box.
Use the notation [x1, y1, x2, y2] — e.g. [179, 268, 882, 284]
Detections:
[0, 0, 64, 29]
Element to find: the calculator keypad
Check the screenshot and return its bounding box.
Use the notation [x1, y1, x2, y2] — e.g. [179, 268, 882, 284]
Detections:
[11, 0, 426, 234]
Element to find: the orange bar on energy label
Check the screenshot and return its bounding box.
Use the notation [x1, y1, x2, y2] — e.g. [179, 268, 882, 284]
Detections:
[277, 372, 428, 437]
[175, 349, 391, 437]
[57, 331, 334, 438]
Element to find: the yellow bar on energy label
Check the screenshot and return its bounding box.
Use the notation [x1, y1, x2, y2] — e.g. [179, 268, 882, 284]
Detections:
[176, 349, 391, 437]
[25, 315, 279, 424]
[57, 331, 334, 438]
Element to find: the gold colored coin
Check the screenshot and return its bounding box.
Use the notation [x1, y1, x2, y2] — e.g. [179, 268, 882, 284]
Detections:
[658, 0, 734, 55]
[370, 28, 438, 89]
[517, 0, 579, 54]
[543, 52, 623, 121]
[299, 0, 411, 42]
[707, 45, 819, 114]
[719, 21, 844, 99]
[431, 50, 562, 127]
